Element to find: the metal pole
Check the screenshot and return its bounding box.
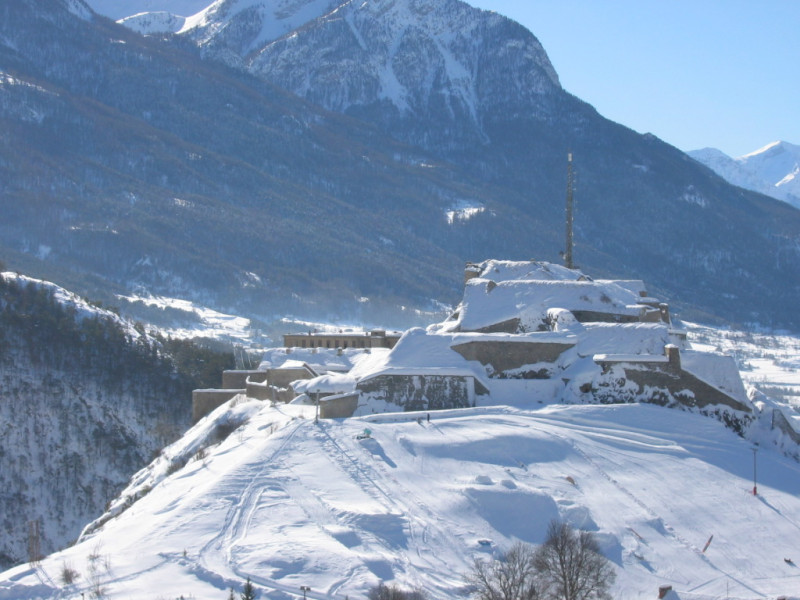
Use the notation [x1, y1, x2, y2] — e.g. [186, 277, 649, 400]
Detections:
[300, 585, 310, 600]
[752, 445, 758, 495]
[565, 152, 575, 270]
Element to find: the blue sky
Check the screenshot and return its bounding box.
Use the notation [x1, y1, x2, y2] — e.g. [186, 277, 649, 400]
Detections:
[469, 1, 799, 157]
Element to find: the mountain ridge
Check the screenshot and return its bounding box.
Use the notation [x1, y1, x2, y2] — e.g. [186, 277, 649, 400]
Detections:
[689, 141, 800, 210]
[3, 0, 800, 332]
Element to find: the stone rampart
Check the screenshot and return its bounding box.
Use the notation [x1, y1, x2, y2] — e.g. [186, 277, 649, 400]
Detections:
[192, 389, 244, 423]
[319, 394, 359, 419]
[772, 409, 800, 444]
[267, 367, 313, 389]
[356, 374, 474, 412]
[222, 370, 266, 389]
[451, 339, 574, 376]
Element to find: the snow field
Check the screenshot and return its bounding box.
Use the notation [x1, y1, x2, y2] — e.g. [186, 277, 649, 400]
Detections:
[3, 400, 800, 599]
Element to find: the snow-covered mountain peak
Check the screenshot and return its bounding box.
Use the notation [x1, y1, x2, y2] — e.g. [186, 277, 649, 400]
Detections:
[180, 0, 343, 55]
[737, 141, 792, 160]
[689, 140, 800, 209]
[241, 0, 560, 137]
[84, 0, 212, 20]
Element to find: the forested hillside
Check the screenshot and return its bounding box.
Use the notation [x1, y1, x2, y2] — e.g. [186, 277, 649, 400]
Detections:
[0, 268, 232, 569]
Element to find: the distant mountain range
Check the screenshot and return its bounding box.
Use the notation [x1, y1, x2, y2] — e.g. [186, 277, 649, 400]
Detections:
[2, 0, 800, 332]
[689, 141, 800, 210]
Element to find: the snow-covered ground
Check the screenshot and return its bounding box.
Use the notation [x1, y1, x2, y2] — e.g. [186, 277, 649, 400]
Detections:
[118, 294, 256, 342]
[685, 321, 800, 411]
[2, 390, 799, 599]
[3, 269, 800, 598]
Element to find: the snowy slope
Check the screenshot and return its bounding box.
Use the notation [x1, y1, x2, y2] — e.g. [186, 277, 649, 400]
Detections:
[2, 398, 799, 599]
[83, 0, 211, 20]
[689, 141, 800, 209]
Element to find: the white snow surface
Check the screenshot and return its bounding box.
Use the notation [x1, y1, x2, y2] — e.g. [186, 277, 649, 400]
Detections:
[83, 0, 212, 20]
[441, 261, 648, 333]
[2, 397, 799, 599]
[689, 141, 800, 209]
[181, 0, 340, 50]
[118, 11, 190, 34]
[118, 293, 254, 341]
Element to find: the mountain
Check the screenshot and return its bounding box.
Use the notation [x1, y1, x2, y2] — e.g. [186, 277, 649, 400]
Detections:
[0, 269, 212, 570]
[85, 0, 212, 34]
[3, 0, 800, 333]
[84, 0, 210, 21]
[2, 397, 799, 599]
[689, 141, 800, 210]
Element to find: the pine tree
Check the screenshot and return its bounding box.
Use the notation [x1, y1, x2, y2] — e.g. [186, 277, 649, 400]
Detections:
[241, 577, 257, 600]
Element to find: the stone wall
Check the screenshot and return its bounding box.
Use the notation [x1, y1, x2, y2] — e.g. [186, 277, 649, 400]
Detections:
[619, 366, 750, 412]
[245, 379, 272, 401]
[319, 394, 359, 419]
[192, 389, 243, 423]
[222, 370, 266, 389]
[594, 347, 750, 414]
[266, 366, 314, 388]
[772, 409, 800, 444]
[356, 374, 474, 412]
[451, 339, 574, 376]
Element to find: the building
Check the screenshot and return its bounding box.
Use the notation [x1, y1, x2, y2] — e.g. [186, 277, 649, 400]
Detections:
[283, 329, 401, 350]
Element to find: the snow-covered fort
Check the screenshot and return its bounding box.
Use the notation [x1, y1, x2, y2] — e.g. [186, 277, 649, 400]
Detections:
[194, 260, 754, 430]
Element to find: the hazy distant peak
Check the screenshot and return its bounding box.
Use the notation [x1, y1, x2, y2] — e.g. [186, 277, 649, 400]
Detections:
[83, 0, 212, 21]
[119, 11, 189, 34]
[689, 140, 800, 209]
[741, 140, 790, 159]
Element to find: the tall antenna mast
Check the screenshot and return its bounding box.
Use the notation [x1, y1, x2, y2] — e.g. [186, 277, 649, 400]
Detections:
[564, 152, 575, 269]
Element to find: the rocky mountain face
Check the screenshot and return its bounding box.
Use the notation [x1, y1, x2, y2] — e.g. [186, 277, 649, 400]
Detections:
[689, 141, 800, 210]
[3, 0, 800, 331]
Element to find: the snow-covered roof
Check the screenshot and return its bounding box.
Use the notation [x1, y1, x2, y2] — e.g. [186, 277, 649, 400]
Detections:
[467, 259, 583, 283]
[346, 328, 491, 388]
[292, 371, 355, 395]
[258, 347, 367, 373]
[289, 347, 393, 394]
[680, 350, 749, 405]
[451, 278, 647, 333]
[578, 322, 678, 357]
[593, 353, 669, 363]
[441, 260, 655, 334]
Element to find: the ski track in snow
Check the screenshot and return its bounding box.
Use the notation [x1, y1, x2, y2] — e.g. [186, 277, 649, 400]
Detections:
[197, 417, 305, 594]
[4, 402, 800, 599]
[524, 411, 789, 598]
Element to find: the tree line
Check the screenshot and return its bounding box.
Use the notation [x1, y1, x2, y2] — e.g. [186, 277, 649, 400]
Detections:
[0, 273, 233, 406]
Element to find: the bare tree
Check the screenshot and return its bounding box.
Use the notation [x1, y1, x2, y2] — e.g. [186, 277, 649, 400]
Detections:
[532, 521, 615, 600]
[465, 542, 543, 600]
[367, 582, 427, 600]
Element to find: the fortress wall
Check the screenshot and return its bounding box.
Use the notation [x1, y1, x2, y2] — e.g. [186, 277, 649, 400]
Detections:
[192, 389, 244, 423]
